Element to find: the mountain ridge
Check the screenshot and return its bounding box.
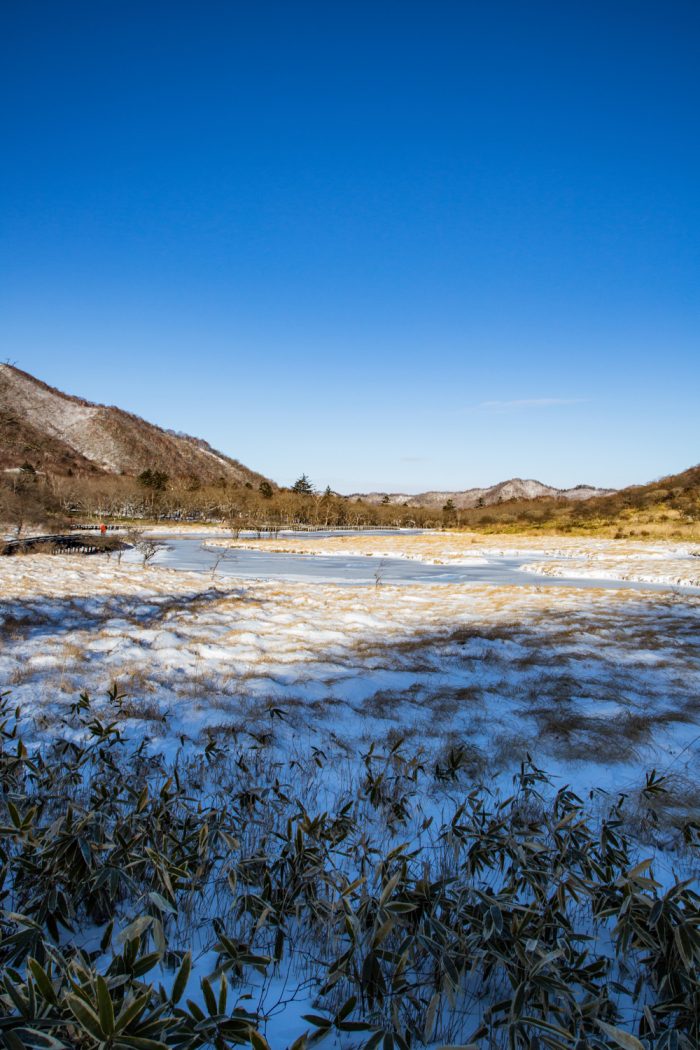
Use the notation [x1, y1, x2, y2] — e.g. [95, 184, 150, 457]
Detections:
[348, 477, 615, 508]
[0, 366, 617, 503]
[0, 364, 269, 486]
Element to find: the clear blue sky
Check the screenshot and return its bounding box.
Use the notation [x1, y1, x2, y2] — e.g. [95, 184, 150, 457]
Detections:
[2, 1, 698, 492]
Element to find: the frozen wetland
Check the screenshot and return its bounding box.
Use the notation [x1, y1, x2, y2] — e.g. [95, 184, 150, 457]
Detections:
[2, 528, 699, 796]
[1, 528, 699, 1047]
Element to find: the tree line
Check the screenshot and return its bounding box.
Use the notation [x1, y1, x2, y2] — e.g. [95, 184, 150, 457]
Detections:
[0, 468, 445, 534]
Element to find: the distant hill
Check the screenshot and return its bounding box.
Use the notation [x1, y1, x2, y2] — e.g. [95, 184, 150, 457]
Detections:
[448, 462, 700, 538]
[349, 477, 614, 508]
[580, 463, 700, 519]
[0, 364, 270, 486]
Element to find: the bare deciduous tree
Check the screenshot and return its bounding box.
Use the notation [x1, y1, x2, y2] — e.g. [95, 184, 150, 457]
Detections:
[206, 544, 237, 581]
[122, 527, 167, 566]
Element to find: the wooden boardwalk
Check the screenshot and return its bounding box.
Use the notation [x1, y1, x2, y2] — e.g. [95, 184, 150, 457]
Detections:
[2, 534, 127, 556]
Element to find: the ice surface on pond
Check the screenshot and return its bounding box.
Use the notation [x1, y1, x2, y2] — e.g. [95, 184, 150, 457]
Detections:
[126, 534, 700, 594]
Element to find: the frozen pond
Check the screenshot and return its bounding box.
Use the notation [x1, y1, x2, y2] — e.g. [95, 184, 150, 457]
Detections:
[136, 534, 698, 593]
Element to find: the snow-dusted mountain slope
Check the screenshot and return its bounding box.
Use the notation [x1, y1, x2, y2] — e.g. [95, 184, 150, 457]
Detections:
[0, 364, 269, 484]
[349, 477, 615, 508]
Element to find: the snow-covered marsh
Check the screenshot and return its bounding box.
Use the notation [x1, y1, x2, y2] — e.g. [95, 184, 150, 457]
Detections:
[1, 549, 699, 805]
[1, 545, 700, 1047]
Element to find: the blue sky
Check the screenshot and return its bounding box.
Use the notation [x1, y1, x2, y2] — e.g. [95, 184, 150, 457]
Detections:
[1, 1, 698, 492]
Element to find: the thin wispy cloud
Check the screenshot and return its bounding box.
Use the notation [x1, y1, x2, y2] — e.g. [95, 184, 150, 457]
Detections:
[479, 397, 590, 411]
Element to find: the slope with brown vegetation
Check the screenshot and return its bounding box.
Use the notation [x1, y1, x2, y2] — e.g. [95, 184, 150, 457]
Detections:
[455, 463, 700, 540]
[0, 363, 269, 486]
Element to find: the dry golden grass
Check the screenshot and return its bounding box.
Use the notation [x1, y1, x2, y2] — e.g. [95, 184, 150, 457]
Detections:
[460, 514, 700, 542]
[2, 543, 698, 788]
